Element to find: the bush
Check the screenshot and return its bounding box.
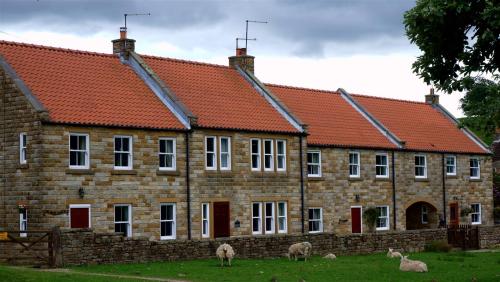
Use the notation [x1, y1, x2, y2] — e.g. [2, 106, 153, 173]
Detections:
[363, 207, 378, 232]
[425, 240, 452, 252]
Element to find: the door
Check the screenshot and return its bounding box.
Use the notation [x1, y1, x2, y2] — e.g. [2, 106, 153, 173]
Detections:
[213, 202, 230, 238]
[351, 206, 362, 233]
[449, 203, 459, 226]
[70, 205, 90, 228]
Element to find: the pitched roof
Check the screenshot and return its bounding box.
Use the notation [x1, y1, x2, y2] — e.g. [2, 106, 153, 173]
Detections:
[266, 84, 397, 149]
[351, 94, 488, 154]
[0, 41, 185, 130]
[142, 55, 299, 133]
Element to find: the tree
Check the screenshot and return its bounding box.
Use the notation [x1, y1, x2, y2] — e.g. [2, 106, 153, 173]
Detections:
[404, 0, 500, 93]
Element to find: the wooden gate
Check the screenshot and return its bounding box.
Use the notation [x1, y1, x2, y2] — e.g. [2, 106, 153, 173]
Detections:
[447, 224, 479, 250]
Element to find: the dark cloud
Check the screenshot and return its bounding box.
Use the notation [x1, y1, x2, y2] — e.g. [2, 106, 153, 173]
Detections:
[0, 0, 416, 56]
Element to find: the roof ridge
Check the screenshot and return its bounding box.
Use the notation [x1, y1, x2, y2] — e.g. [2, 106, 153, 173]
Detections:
[265, 83, 340, 95]
[140, 53, 230, 69]
[0, 39, 115, 58]
[350, 92, 427, 105]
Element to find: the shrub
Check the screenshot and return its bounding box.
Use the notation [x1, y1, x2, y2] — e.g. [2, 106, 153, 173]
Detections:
[363, 207, 378, 232]
[425, 240, 452, 252]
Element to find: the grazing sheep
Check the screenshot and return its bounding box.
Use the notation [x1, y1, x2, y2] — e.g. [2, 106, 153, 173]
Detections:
[387, 248, 402, 258]
[216, 243, 235, 267]
[288, 242, 313, 261]
[323, 253, 337, 260]
[399, 255, 428, 273]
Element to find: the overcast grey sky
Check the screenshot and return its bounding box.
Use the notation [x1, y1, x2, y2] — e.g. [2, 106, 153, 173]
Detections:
[0, 0, 466, 116]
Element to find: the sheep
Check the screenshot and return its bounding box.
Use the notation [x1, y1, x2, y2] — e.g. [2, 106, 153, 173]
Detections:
[323, 253, 337, 260]
[288, 242, 312, 261]
[216, 243, 235, 267]
[399, 255, 428, 273]
[387, 248, 402, 258]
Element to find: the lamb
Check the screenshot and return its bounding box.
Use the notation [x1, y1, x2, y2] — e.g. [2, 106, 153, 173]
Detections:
[288, 242, 313, 261]
[323, 253, 337, 260]
[399, 255, 428, 273]
[216, 243, 235, 267]
[387, 248, 402, 258]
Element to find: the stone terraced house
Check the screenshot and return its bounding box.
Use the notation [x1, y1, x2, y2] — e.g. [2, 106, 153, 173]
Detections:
[0, 30, 493, 241]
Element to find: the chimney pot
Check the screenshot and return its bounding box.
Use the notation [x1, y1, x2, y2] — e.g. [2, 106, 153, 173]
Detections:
[236, 48, 247, 56]
[120, 27, 127, 39]
[112, 27, 136, 58]
[425, 88, 439, 104]
[229, 48, 255, 74]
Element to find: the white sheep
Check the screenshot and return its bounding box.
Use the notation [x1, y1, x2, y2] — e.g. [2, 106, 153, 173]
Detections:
[387, 248, 402, 258]
[323, 253, 336, 260]
[216, 243, 235, 267]
[399, 255, 428, 273]
[288, 242, 312, 261]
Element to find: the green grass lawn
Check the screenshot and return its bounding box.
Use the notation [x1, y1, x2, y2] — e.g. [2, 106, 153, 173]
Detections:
[1, 251, 499, 282]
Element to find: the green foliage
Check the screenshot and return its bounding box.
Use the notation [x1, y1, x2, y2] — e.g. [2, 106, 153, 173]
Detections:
[425, 240, 452, 252]
[363, 207, 378, 232]
[404, 0, 500, 93]
[460, 206, 473, 217]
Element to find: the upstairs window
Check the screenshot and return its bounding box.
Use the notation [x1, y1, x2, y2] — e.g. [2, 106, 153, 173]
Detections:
[205, 136, 217, 170]
[445, 155, 456, 176]
[470, 158, 480, 179]
[19, 133, 27, 164]
[114, 204, 132, 237]
[376, 153, 389, 178]
[308, 208, 323, 233]
[160, 203, 176, 240]
[114, 136, 132, 170]
[276, 140, 287, 171]
[307, 151, 321, 177]
[69, 134, 89, 169]
[263, 139, 274, 171]
[376, 206, 389, 231]
[219, 137, 231, 171]
[251, 139, 261, 171]
[349, 152, 360, 177]
[414, 155, 427, 178]
[159, 138, 176, 171]
[471, 203, 481, 225]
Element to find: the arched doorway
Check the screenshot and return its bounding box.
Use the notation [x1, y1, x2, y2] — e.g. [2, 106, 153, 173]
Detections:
[406, 201, 438, 230]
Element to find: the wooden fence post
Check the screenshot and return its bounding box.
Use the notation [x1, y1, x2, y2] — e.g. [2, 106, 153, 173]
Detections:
[51, 226, 63, 268]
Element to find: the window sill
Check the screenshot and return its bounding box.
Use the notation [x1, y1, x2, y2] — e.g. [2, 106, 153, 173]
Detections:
[17, 163, 29, 169]
[156, 170, 180, 176]
[348, 177, 362, 181]
[375, 177, 391, 182]
[66, 169, 94, 175]
[414, 177, 429, 182]
[469, 178, 481, 182]
[446, 174, 457, 179]
[111, 170, 137, 175]
[308, 176, 324, 181]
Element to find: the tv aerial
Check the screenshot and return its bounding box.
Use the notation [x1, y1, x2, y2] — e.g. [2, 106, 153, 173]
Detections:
[236, 20, 268, 51]
[123, 13, 151, 30]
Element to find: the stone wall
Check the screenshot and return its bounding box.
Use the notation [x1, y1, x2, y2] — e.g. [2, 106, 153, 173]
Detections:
[479, 225, 500, 248]
[59, 228, 446, 266]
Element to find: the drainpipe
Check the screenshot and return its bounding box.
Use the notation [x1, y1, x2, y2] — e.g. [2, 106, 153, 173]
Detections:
[299, 135, 305, 233]
[441, 154, 447, 226]
[185, 131, 191, 240]
[391, 151, 396, 230]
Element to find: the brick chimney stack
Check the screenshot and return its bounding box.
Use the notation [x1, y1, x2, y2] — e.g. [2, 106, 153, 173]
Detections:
[112, 27, 136, 58]
[425, 88, 439, 105]
[229, 47, 255, 74]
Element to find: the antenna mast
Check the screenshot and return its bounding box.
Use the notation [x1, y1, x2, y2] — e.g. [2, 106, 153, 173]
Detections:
[236, 19, 268, 51]
[123, 13, 151, 30]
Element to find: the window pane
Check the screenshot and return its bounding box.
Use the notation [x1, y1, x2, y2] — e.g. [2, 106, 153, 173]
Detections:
[206, 137, 214, 151]
[277, 141, 284, 154]
[166, 140, 174, 154]
[253, 218, 260, 232]
[265, 203, 273, 215]
[70, 135, 78, 150]
[265, 155, 271, 168]
[251, 140, 259, 153]
[252, 155, 259, 168]
[278, 203, 285, 216]
[253, 203, 260, 217]
[159, 140, 166, 153]
[264, 141, 272, 154]
[115, 138, 122, 151]
[78, 136, 86, 150]
[206, 153, 214, 167]
[122, 137, 129, 151]
[265, 218, 272, 231]
[70, 151, 77, 166]
[221, 138, 228, 153]
[221, 154, 228, 168]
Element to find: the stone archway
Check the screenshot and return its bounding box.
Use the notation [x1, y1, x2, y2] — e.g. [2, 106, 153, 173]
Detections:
[406, 201, 438, 230]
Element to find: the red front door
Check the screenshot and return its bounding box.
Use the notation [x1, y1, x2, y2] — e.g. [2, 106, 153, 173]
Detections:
[351, 207, 362, 233]
[449, 203, 459, 226]
[213, 202, 230, 238]
[70, 207, 90, 228]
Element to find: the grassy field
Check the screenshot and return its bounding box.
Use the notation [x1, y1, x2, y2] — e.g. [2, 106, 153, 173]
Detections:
[1, 251, 499, 281]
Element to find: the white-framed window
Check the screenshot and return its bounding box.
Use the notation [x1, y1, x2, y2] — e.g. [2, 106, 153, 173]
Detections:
[470, 158, 480, 179]
[252, 202, 262, 235]
[114, 136, 132, 170]
[205, 136, 217, 170]
[277, 202, 287, 233]
[415, 154, 427, 178]
[264, 202, 275, 234]
[159, 138, 176, 171]
[251, 139, 261, 171]
[19, 133, 27, 164]
[349, 152, 360, 177]
[307, 150, 321, 177]
[114, 204, 132, 237]
[69, 204, 91, 229]
[445, 155, 456, 176]
[19, 207, 27, 238]
[376, 206, 389, 231]
[308, 208, 323, 233]
[376, 153, 389, 178]
[219, 137, 231, 171]
[201, 203, 210, 238]
[263, 139, 274, 171]
[421, 205, 428, 224]
[69, 133, 89, 169]
[471, 203, 481, 225]
[276, 140, 287, 172]
[160, 203, 176, 240]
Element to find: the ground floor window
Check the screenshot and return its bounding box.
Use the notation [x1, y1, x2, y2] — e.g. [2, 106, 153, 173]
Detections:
[376, 206, 389, 231]
[69, 204, 91, 229]
[277, 202, 287, 233]
[265, 202, 275, 234]
[160, 203, 176, 240]
[19, 207, 27, 238]
[308, 208, 323, 233]
[471, 203, 481, 225]
[114, 204, 132, 237]
[202, 203, 210, 238]
[252, 201, 287, 235]
[252, 202, 262, 234]
[421, 205, 428, 224]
